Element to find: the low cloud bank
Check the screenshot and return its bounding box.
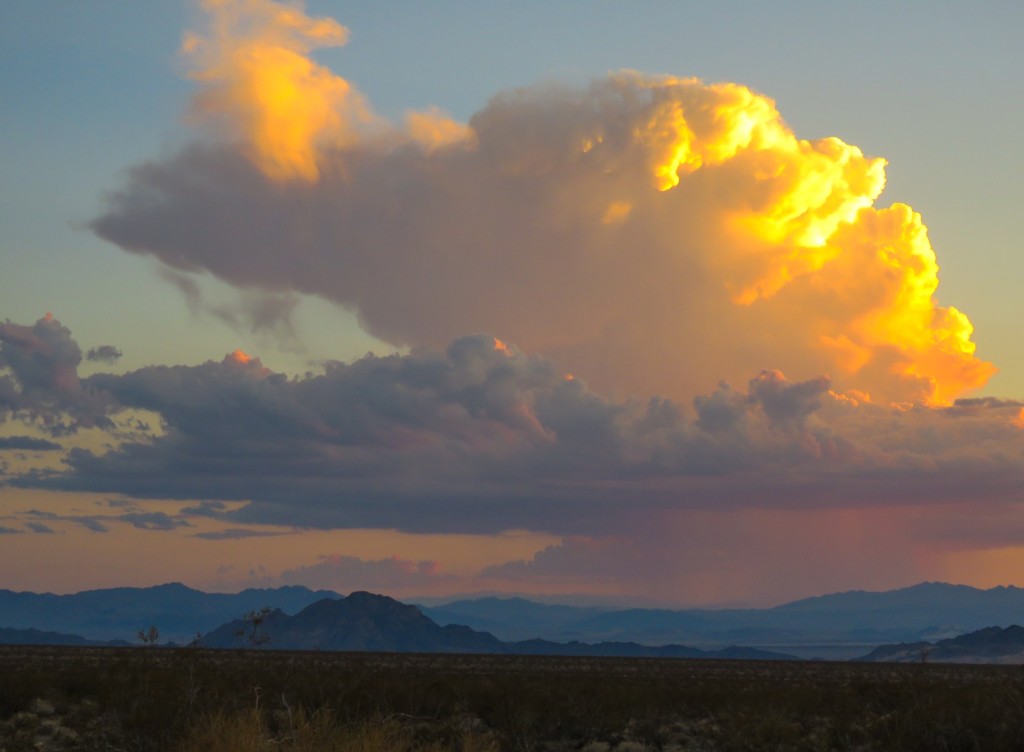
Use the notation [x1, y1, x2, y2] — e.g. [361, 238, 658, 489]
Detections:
[1, 315, 1022, 537]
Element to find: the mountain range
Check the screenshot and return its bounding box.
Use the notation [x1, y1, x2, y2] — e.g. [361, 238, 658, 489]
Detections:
[196, 591, 793, 659]
[0, 582, 339, 643]
[420, 582, 1024, 659]
[4, 581, 1024, 660]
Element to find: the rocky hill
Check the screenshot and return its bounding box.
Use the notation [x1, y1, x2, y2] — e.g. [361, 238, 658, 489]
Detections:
[858, 625, 1024, 664]
[199, 591, 795, 659]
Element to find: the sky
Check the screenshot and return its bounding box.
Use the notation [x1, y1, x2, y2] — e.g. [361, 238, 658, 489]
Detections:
[1, 0, 1023, 607]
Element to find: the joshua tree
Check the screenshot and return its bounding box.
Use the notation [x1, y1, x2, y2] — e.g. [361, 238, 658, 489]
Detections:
[235, 606, 272, 648]
[136, 624, 160, 647]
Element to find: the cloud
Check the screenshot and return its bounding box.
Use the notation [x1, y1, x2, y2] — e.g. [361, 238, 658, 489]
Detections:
[193, 528, 284, 540]
[160, 268, 300, 342]
[0, 526, 21, 535]
[71, 517, 109, 533]
[0, 314, 115, 434]
[180, 500, 230, 518]
[24, 521, 55, 534]
[179, 0, 372, 181]
[278, 554, 456, 593]
[92, 0, 992, 408]
[1, 317, 1018, 538]
[0, 436, 62, 451]
[25, 507, 109, 532]
[116, 511, 191, 531]
[85, 345, 123, 364]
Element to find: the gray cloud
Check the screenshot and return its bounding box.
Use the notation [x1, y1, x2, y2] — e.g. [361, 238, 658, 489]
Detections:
[0, 315, 115, 434]
[24, 521, 55, 534]
[72, 517, 109, 533]
[180, 500, 230, 518]
[3, 316, 1024, 537]
[85, 345, 123, 363]
[193, 528, 285, 540]
[0, 526, 21, 535]
[160, 268, 300, 343]
[117, 512, 191, 531]
[0, 436, 62, 451]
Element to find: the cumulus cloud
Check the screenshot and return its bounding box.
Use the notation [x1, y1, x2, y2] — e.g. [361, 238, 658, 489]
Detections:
[0, 316, 1018, 537]
[92, 0, 992, 408]
[179, 0, 374, 181]
[0, 314, 115, 434]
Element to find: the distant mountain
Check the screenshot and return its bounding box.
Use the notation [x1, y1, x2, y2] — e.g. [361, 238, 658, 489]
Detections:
[422, 583, 1024, 659]
[6, 580, 1023, 660]
[200, 592, 503, 653]
[419, 597, 610, 641]
[858, 625, 1024, 664]
[0, 583, 341, 643]
[0, 626, 130, 647]
[199, 591, 795, 660]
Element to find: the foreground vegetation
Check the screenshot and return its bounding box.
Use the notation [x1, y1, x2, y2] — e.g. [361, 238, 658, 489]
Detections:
[2, 646, 1024, 751]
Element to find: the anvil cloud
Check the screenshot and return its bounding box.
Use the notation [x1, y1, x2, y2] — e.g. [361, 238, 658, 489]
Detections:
[2, 0, 1019, 603]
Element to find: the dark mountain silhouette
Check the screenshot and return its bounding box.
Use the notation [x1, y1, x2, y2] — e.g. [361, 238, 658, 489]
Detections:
[858, 625, 1024, 664]
[198, 591, 795, 659]
[0, 582, 340, 643]
[200, 592, 504, 653]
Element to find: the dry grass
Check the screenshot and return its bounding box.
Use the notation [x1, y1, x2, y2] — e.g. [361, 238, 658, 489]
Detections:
[2, 645, 1024, 751]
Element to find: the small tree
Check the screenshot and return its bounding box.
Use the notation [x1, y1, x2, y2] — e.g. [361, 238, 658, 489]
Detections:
[136, 624, 160, 647]
[235, 606, 272, 648]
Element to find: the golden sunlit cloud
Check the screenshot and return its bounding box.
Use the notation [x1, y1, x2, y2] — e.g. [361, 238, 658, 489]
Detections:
[182, 0, 372, 180]
[96, 0, 994, 407]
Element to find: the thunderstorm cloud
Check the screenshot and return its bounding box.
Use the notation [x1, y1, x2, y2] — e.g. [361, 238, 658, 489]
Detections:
[91, 0, 993, 408]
